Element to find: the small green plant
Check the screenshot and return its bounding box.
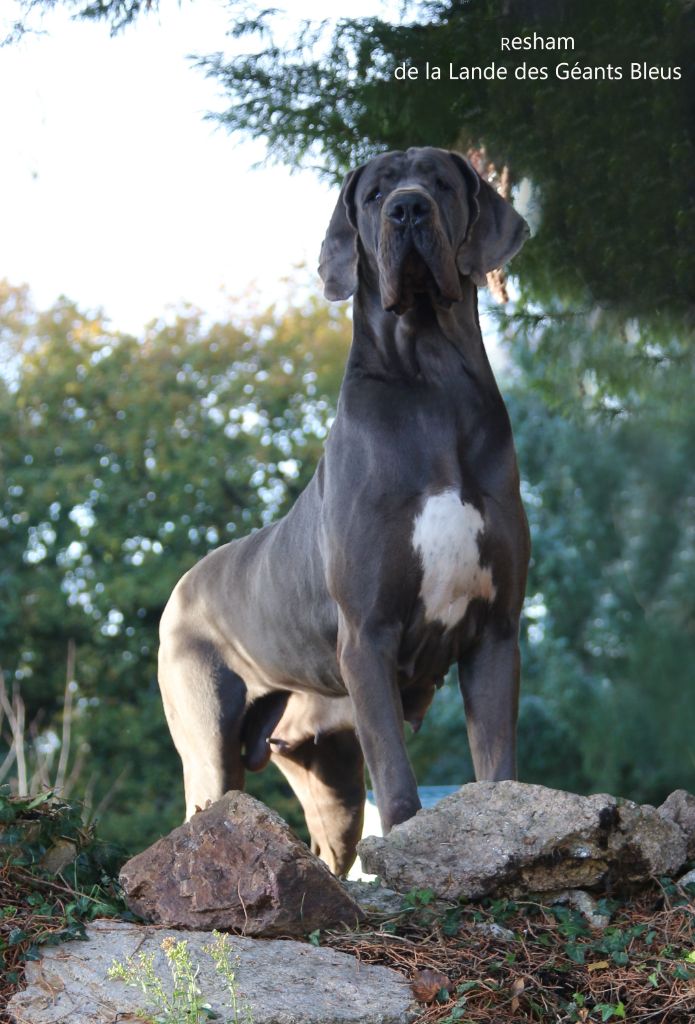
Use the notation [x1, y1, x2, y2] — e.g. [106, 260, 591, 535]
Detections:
[594, 1002, 626, 1021]
[0, 788, 129, 987]
[399, 886, 439, 926]
[108, 931, 253, 1024]
[438, 979, 479, 1023]
[439, 1007, 470, 1023]
[401, 886, 436, 909]
[204, 931, 253, 1024]
[568, 993, 626, 1022]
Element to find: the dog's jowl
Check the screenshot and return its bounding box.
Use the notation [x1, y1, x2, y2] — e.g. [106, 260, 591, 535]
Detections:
[158, 147, 530, 876]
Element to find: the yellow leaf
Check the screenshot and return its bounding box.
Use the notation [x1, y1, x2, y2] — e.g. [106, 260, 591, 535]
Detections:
[587, 960, 610, 972]
[510, 976, 525, 1011]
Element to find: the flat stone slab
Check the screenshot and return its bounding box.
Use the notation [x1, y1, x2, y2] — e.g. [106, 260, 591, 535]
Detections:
[8, 920, 417, 1024]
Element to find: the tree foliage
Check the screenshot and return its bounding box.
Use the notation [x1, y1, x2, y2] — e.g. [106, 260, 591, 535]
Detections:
[10, 0, 693, 389]
[0, 282, 350, 846]
[3, 280, 694, 854]
[2, 0, 694, 847]
[8, 1, 693, 326]
[204, 0, 694, 327]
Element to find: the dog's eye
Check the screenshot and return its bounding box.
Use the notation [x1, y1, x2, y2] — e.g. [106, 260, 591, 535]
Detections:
[435, 177, 452, 192]
[365, 189, 383, 204]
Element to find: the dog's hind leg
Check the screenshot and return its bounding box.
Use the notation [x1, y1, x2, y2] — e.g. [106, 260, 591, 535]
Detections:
[158, 635, 247, 820]
[271, 729, 365, 877]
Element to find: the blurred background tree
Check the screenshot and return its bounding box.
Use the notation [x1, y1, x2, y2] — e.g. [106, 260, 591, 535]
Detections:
[2, 268, 693, 848]
[2, 0, 694, 850]
[10, 0, 693, 321]
[0, 282, 351, 846]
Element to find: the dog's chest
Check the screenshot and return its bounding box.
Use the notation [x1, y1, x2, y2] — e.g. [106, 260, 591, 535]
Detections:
[412, 489, 496, 629]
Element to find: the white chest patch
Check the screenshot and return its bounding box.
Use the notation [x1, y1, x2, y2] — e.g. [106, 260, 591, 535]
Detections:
[412, 489, 496, 629]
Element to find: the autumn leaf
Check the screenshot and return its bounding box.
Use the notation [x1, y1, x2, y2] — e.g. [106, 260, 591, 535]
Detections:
[410, 968, 453, 1003]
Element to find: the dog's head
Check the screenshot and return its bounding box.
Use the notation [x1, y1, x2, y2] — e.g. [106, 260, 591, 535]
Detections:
[319, 147, 529, 314]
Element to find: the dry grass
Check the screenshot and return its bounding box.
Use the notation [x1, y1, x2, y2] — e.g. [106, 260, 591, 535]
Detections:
[0, 791, 129, 1023]
[1, 787, 693, 1023]
[322, 882, 695, 1023]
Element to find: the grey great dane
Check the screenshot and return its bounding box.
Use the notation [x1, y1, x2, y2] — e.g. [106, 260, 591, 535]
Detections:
[158, 146, 530, 876]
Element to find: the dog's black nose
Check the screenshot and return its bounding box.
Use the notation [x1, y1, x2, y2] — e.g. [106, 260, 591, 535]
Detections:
[384, 190, 432, 227]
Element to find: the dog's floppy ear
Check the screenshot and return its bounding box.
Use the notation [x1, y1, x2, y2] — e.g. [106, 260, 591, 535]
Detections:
[450, 152, 530, 287]
[318, 167, 363, 300]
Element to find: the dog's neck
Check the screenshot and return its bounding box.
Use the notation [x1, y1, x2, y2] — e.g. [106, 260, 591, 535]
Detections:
[347, 275, 496, 388]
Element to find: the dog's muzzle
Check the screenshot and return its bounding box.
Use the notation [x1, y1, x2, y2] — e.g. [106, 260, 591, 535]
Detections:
[378, 188, 463, 314]
[383, 190, 432, 229]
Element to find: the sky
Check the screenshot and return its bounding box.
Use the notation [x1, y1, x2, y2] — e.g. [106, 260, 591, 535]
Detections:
[0, 0, 508, 372]
[0, 1, 347, 335]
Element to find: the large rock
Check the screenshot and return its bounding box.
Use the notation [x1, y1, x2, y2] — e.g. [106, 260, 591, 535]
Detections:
[358, 781, 688, 900]
[658, 789, 695, 860]
[7, 920, 417, 1024]
[120, 792, 363, 936]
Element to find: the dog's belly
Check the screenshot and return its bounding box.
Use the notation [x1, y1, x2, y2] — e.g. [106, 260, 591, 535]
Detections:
[412, 488, 496, 630]
[226, 630, 344, 698]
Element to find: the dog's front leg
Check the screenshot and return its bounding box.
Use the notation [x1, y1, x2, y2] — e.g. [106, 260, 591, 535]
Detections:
[458, 621, 520, 781]
[337, 618, 421, 833]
